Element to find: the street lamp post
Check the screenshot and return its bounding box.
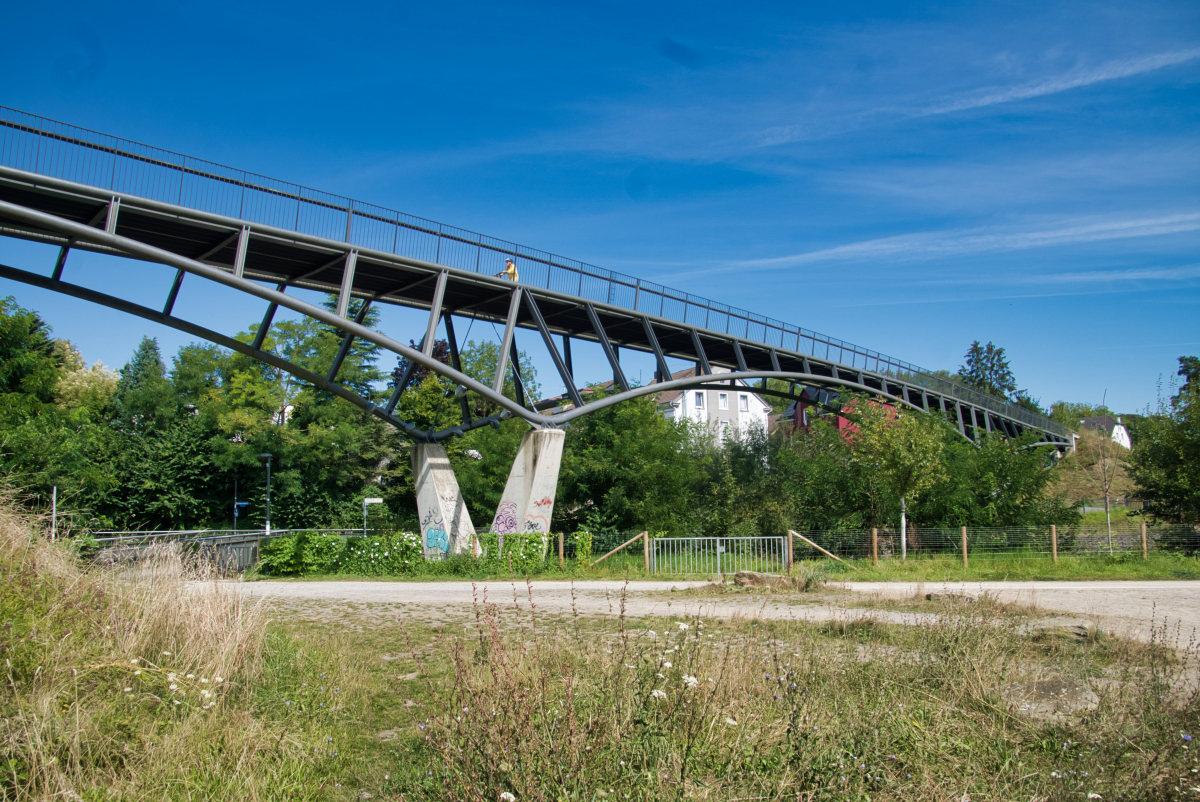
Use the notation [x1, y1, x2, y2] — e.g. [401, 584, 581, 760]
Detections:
[258, 454, 273, 536]
[363, 497, 383, 537]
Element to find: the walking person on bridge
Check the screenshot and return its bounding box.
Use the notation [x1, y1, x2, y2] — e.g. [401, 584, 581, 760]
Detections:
[495, 258, 518, 282]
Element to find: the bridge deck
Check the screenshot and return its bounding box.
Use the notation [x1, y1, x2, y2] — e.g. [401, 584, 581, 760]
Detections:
[0, 106, 1067, 442]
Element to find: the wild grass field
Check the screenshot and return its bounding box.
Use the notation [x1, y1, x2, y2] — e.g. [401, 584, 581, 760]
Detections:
[5, 503, 1200, 801]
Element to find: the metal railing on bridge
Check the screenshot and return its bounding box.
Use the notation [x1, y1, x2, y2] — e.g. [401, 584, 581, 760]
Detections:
[0, 106, 1065, 437]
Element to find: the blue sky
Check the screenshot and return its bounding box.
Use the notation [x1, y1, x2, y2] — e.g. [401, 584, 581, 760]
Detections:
[1, 0, 1197, 413]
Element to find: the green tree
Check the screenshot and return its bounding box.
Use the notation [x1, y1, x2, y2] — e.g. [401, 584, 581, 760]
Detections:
[916, 430, 1078, 531]
[1128, 356, 1200, 523]
[112, 337, 177, 432]
[0, 296, 62, 420]
[851, 400, 946, 558]
[457, 339, 540, 415]
[958, 341, 1017, 399]
[554, 389, 706, 535]
[1048, 401, 1110, 430]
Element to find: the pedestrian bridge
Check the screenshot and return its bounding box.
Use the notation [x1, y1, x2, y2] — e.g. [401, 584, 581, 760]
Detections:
[0, 107, 1069, 558]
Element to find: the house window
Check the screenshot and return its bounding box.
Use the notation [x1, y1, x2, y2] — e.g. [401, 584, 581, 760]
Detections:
[739, 394, 749, 412]
[719, 393, 729, 410]
[694, 391, 704, 408]
[720, 420, 731, 441]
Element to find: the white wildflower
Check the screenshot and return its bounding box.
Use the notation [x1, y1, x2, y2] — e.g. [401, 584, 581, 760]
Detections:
[725, 718, 737, 726]
[677, 622, 689, 631]
[1088, 796, 1101, 800]
[500, 793, 516, 802]
[123, 687, 132, 692]
[682, 675, 699, 689]
[130, 659, 138, 664]
[162, 651, 171, 656]
[650, 689, 668, 701]
[662, 661, 672, 669]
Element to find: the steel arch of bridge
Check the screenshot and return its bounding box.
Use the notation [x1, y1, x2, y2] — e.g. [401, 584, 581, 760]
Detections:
[0, 112, 1069, 446]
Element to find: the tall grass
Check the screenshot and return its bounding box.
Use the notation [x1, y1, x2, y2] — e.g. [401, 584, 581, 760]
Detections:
[388, 583, 1200, 800]
[0, 498, 290, 799]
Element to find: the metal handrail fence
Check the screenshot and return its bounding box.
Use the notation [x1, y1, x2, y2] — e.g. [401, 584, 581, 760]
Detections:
[790, 524, 1200, 561]
[90, 528, 389, 547]
[0, 106, 1064, 437]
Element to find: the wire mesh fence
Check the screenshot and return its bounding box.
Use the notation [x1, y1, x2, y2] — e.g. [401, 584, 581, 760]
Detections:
[789, 524, 1200, 561]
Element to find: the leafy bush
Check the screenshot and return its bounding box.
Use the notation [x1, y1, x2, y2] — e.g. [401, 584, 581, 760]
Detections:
[259, 533, 300, 575]
[572, 528, 593, 567]
[331, 531, 423, 576]
[475, 530, 549, 573]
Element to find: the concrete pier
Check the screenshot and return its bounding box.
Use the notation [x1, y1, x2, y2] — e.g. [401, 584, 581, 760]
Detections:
[411, 443, 476, 559]
[491, 428, 565, 552]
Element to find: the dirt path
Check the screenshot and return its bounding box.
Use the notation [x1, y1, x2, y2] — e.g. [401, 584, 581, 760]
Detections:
[234, 578, 1200, 643]
[836, 580, 1200, 642]
[236, 578, 941, 630]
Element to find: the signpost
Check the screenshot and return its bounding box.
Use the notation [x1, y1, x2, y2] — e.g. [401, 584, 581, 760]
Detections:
[363, 498, 383, 536]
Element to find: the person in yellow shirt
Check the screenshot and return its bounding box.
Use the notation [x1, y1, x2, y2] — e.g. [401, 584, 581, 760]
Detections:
[495, 258, 518, 282]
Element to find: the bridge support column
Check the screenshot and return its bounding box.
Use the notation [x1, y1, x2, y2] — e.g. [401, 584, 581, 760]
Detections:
[411, 444, 476, 560]
[491, 428, 565, 553]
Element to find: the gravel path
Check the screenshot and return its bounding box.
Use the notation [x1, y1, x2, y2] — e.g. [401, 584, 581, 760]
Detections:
[836, 580, 1200, 643]
[234, 578, 1200, 644]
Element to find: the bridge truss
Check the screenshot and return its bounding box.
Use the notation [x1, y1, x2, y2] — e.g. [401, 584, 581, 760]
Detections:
[0, 108, 1070, 556]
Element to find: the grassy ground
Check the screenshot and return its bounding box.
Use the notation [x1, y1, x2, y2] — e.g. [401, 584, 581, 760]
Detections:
[824, 552, 1200, 582]
[253, 550, 1200, 585]
[7, 504, 1200, 800]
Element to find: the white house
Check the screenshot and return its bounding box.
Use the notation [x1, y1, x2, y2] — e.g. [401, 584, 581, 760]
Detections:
[1078, 415, 1132, 450]
[653, 367, 773, 441]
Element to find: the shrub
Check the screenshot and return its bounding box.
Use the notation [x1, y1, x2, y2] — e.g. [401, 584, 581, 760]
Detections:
[572, 528, 593, 567]
[475, 530, 550, 573]
[332, 531, 423, 576]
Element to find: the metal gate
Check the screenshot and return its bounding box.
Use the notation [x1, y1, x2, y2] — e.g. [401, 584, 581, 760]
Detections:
[652, 537, 787, 575]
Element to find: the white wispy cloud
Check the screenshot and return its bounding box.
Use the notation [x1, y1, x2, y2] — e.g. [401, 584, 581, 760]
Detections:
[664, 212, 1200, 278]
[758, 47, 1200, 149]
[919, 48, 1200, 116]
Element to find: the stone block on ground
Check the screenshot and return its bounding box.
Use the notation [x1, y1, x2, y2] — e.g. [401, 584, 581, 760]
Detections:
[998, 678, 1100, 722]
[1018, 617, 1098, 641]
[733, 571, 799, 590]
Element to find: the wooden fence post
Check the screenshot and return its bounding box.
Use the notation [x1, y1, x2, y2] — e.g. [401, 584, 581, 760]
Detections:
[871, 528, 878, 567]
[559, 531, 564, 570]
[1051, 525, 1058, 564]
[643, 531, 651, 574]
[961, 526, 968, 569]
[787, 530, 794, 573]
[1141, 521, 1148, 561]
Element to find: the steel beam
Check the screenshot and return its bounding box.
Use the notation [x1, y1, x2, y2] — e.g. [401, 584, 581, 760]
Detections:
[335, 250, 358, 318]
[562, 334, 573, 378]
[585, 303, 629, 392]
[163, 269, 185, 316]
[51, 246, 68, 281]
[327, 299, 373, 382]
[233, 225, 250, 278]
[508, 336, 527, 408]
[251, 283, 287, 351]
[642, 317, 672, 383]
[104, 197, 120, 234]
[443, 315, 472, 424]
[493, 288, 523, 394]
[691, 330, 711, 376]
[195, 229, 240, 263]
[526, 292, 584, 408]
